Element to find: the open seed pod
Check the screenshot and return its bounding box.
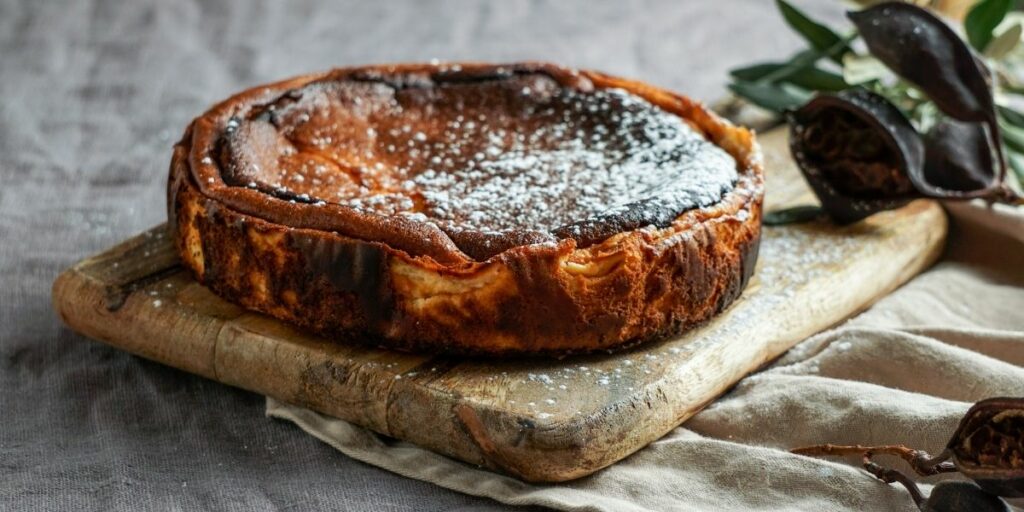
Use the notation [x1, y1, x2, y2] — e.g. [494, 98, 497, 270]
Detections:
[789, 89, 923, 223]
[849, 2, 1014, 201]
[946, 397, 1024, 498]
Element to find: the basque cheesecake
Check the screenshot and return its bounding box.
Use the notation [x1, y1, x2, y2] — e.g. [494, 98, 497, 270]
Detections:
[168, 62, 764, 355]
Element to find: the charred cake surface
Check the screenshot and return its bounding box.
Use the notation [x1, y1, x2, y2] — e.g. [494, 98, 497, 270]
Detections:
[171, 62, 764, 355]
[214, 65, 738, 259]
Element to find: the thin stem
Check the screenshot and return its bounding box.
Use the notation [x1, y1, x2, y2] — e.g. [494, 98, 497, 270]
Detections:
[862, 453, 926, 508]
[791, 444, 957, 476]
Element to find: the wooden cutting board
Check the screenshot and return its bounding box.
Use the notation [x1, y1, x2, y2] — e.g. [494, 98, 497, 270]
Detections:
[52, 127, 947, 482]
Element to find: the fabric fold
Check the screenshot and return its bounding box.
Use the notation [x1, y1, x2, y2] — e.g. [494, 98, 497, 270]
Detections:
[268, 202, 1023, 511]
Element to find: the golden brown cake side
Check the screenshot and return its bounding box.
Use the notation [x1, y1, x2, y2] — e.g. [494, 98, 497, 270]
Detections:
[169, 63, 764, 355]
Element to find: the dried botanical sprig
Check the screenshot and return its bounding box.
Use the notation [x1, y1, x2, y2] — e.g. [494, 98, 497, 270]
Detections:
[729, 0, 1024, 224]
[791, 443, 956, 476]
[791, 446, 1008, 510]
[849, 2, 1009, 194]
[792, 397, 1024, 511]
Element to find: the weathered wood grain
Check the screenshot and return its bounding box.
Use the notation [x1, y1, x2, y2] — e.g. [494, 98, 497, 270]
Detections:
[52, 127, 948, 482]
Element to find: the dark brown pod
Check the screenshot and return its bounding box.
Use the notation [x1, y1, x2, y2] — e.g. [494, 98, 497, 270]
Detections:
[788, 89, 923, 223]
[848, 2, 994, 125]
[921, 119, 1000, 197]
[849, 2, 1009, 188]
[922, 481, 1010, 512]
[946, 397, 1024, 498]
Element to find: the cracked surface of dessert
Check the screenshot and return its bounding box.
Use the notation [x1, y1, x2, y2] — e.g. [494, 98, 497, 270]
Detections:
[170, 62, 764, 355]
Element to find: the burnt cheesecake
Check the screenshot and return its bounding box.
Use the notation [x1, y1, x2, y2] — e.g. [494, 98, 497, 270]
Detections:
[169, 62, 764, 355]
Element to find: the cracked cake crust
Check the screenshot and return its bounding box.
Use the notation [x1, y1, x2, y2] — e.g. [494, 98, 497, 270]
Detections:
[169, 62, 764, 355]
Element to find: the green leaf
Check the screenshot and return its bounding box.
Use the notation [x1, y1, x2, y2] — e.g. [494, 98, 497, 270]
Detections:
[763, 205, 824, 226]
[730, 62, 786, 81]
[997, 105, 1024, 127]
[984, 22, 1022, 58]
[728, 81, 813, 113]
[733, 62, 848, 91]
[1007, 148, 1024, 184]
[965, 0, 1013, 52]
[997, 117, 1024, 153]
[786, 67, 849, 91]
[759, 33, 857, 84]
[995, 12, 1024, 35]
[776, 0, 851, 63]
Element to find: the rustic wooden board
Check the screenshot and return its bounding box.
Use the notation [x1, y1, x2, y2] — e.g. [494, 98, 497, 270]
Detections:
[52, 127, 948, 482]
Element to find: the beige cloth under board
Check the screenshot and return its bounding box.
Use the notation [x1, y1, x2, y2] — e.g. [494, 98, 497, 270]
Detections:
[267, 202, 1024, 512]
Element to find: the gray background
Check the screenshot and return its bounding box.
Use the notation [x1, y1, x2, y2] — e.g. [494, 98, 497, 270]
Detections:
[1, 1, 835, 510]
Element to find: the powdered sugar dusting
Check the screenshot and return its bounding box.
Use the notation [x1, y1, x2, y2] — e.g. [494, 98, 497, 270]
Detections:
[227, 75, 737, 235]
[407, 88, 737, 232]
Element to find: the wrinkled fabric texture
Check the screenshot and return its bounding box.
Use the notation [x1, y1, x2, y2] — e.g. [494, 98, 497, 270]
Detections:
[1, 1, 833, 510]
[270, 202, 1024, 512]
[2, 0, 1021, 510]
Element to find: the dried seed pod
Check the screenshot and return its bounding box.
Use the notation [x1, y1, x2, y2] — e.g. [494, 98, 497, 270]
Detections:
[849, 2, 1008, 187]
[946, 397, 1024, 498]
[790, 396, 1024, 510]
[921, 119, 1000, 197]
[848, 2, 994, 124]
[789, 89, 923, 223]
[921, 481, 1010, 512]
